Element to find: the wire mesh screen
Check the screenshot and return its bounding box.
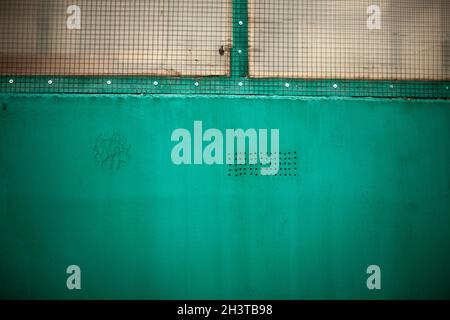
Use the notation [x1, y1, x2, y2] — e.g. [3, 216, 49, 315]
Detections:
[0, 0, 449, 98]
[249, 0, 449, 80]
[0, 0, 232, 76]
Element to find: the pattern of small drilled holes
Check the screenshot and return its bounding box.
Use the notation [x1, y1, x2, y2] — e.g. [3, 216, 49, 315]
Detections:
[227, 152, 297, 177]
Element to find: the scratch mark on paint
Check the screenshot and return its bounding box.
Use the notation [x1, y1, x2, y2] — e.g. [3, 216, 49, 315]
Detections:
[94, 133, 131, 170]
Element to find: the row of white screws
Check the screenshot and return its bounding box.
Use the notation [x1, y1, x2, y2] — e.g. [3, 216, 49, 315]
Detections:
[5, 79, 450, 91]
[237, 20, 244, 56]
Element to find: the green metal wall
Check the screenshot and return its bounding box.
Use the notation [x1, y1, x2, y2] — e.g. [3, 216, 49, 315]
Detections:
[0, 94, 449, 299]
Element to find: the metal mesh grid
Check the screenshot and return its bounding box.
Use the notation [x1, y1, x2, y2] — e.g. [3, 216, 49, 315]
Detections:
[0, 0, 449, 98]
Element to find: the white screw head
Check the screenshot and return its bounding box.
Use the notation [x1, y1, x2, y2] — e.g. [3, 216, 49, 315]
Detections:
[285, 83, 290, 88]
[238, 82, 243, 87]
[333, 83, 338, 89]
[238, 49, 242, 54]
[390, 84, 394, 89]
[238, 21, 243, 26]
[153, 81, 158, 86]
[446, 86, 449, 90]
[194, 82, 199, 87]
[106, 80, 112, 85]
[8, 79, 14, 84]
[48, 80, 53, 85]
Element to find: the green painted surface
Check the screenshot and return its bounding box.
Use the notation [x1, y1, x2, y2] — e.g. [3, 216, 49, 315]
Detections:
[0, 94, 450, 299]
